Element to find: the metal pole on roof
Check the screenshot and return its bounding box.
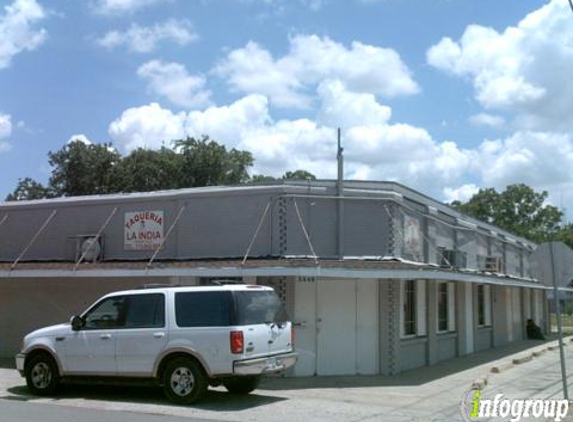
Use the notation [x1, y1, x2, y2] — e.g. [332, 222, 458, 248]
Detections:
[0, 214, 8, 228]
[242, 200, 271, 266]
[11, 209, 57, 271]
[147, 205, 187, 270]
[549, 241, 569, 400]
[337, 128, 344, 260]
[73, 207, 118, 271]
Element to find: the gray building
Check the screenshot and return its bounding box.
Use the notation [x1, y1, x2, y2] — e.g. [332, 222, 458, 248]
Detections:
[0, 180, 548, 376]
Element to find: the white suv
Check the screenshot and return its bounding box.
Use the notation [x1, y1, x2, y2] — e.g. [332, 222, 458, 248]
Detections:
[15, 284, 297, 403]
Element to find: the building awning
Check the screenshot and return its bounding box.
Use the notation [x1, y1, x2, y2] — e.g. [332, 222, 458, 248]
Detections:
[0, 258, 553, 290]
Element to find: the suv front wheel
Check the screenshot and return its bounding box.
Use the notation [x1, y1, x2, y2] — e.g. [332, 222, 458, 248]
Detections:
[223, 375, 261, 395]
[25, 353, 59, 396]
[163, 357, 208, 404]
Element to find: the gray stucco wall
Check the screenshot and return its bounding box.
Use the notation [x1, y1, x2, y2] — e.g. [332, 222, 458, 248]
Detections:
[400, 338, 427, 371]
[0, 277, 163, 357]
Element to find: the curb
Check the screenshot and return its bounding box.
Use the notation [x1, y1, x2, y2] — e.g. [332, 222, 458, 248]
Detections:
[490, 339, 570, 374]
[512, 355, 533, 365]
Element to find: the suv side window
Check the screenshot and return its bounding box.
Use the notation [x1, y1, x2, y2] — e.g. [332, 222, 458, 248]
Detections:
[84, 296, 126, 329]
[175, 291, 231, 327]
[124, 294, 165, 329]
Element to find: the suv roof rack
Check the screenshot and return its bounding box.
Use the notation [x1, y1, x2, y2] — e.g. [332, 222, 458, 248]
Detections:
[209, 279, 246, 286]
[137, 283, 179, 290]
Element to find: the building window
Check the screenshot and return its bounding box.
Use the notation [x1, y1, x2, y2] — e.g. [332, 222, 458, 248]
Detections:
[403, 280, 416, 336]
[477, 285, 485, 325]
[436, 281, 456, 333]
[438, 283, 448, 332]
[477, 284, 492, 327]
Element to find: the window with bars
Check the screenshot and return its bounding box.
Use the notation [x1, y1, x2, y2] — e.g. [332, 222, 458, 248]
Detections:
[403, 280, 416, 336]
[438, 282, 448, 332]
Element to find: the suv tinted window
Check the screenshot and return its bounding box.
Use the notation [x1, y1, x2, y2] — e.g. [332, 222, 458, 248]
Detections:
[84, 296, 126, 329]
[233, 291, 287, 325]
[175, 291, 231, 327]
[124, 294, 165, 328]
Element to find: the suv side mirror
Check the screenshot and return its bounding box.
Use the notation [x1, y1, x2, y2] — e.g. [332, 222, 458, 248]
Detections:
[71, 315, 83, 331]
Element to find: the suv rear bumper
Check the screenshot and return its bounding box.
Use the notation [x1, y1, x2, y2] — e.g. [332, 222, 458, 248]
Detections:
[233, 352, 298, 375]
[15, 353, 25, 376]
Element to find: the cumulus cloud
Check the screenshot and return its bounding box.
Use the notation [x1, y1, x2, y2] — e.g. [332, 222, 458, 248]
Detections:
[0, 113, 12, 152]
[137, 60, 211, 108]
[108, 103, 186, 152]
[469, 113, 505, 128]
[108, 83, 474, 198]
[427, 0, 573, 132]
[0, 0, 47, 69]
[67, 134, 92, 145]
[97, 19, 197, 53]
[0, 113, 12, 140]
[91, 0, 168, 15]
[215, 34, 419, 108]
[443, 184, 480, 203]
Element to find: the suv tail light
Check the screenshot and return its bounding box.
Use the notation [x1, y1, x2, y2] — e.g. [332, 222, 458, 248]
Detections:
[291, 325, 296, 346]
[230, 330, 244, 354]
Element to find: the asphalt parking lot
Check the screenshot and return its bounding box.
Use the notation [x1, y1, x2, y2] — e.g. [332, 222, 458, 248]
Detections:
[1, 338, 572, 422]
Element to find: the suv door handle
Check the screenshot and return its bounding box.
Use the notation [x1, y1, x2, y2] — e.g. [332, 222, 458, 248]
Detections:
[153, 332, 165, 338]
[100, 334, 112, 340]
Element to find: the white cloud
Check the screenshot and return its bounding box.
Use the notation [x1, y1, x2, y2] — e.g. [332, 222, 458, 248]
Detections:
[475, 131, 573, 189]
[92, 0, 168, 15]
[137, 60, 211, 108]
[97, 19, 197, 53]
[317, 79, 391, 128]
[0, 113, 12, 139]
[0, 113, 12, 152]
[108, 103, 186, 152]
[427, 0, 573, 132]
[469, 113, 505, 128]
[443, 184, 480, 203]
[108, 83, 470, 198]
[215, 34, 418, 108]
[67, 134, 92, 145]
[0, 0, 47, 69]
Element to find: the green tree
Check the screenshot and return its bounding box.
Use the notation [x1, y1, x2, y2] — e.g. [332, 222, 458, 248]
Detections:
[113, 147, 182, 193]
[5, 177, 52, 201]
[250, 174, 277, 183]
[282, 170, 316, 180]
[48, 140, 122, 196]
[175, 136, 253, 187]
[451, 183, 563, 243]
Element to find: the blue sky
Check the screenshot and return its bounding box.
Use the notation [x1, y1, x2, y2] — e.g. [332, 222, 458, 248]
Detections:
[2, 0, 572, 214]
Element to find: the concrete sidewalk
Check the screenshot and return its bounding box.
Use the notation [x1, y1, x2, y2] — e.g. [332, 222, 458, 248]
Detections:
[1, 338, 572, 422]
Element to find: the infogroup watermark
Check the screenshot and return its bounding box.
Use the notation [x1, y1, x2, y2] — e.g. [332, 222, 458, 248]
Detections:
[461, 389, 569, 422]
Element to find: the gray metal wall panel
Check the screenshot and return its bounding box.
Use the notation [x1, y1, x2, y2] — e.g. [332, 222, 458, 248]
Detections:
[505, 244, 521, 277]
[176, 193, 273, 259]
[307, 199, 337, 258]
[458, 230, 477, 269]
[343, 201, 389, 257]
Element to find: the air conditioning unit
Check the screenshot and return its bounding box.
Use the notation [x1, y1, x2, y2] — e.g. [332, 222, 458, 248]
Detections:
[75, 235, 103, 263]
[440, 249, 468, 268]
[485, 256, 503, 273]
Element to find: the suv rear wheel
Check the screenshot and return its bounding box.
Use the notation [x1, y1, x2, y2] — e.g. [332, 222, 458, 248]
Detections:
[223, 375, 261, 395]
[25, 353, 59, 396]
[163, 357, 208, 404]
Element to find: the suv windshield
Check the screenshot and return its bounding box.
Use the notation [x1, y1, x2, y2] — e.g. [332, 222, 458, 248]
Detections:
[233, 291, 288, 325]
